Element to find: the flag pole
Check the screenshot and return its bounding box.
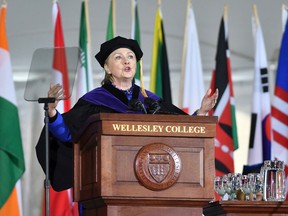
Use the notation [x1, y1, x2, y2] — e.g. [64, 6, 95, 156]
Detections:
[131, 0, 134, 32]
[223, 5, 228, 41]
[140, 59, 148, 97]
[282, 4, 288, 32]
[84, 0, 91, 48]
[112, 0, 116, 36]
[179, 0, 191, 107]
[253, 4, 259, 29]
[84, 0, 92, 88]
[224, 4, 228, 22]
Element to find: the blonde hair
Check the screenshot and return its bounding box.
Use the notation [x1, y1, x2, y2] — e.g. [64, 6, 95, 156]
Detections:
[101, 72, 135, 85]
[101, 72, 114, 85]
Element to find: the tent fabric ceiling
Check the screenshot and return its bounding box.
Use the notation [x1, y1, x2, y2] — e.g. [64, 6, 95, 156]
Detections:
[6, 0, 285, 80]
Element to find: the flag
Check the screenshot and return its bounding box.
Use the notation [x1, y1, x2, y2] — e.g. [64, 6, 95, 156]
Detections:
[271, 5, 288, 200]
[52, 1, 71, 113]
[248, 12, 271, 165]
[150, 6, 172, 104]
[76, 0, 93, 100]
[42, 1, 79, 215]
[179, 2, 204, 115]
[106, 0, 115, 40]
[0, 3, 25, 216]
[131, 0, 141, 85]
[209, 11, 238, 177]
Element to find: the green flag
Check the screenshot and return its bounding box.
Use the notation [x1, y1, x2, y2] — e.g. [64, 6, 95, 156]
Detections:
[77, 0, 94, 100]
[131, 0, 141, 84]
[106, 0, 115, 40]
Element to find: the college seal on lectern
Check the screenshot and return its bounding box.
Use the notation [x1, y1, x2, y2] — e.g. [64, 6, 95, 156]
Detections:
[134, 143, 182, 191]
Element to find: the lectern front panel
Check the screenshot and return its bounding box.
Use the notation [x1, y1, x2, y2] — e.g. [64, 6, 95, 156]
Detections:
[74, 114, 217, 215]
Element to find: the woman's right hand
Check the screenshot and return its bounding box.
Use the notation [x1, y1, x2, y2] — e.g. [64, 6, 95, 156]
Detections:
[48, 83, 64, 117]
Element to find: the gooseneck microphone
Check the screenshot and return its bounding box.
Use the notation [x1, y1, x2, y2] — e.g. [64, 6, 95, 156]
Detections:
[128, 99, 147, 114]
[144, 97, 161, 114]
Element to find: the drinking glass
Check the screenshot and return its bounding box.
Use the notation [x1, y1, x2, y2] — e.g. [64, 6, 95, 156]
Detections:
[248, 173, 263, 200]
[214, 176, 226, 200]
[241, 174, 251, 200]
[229, 173, 242, 200]
[223, 174, 233, 200]
[223, 173, 242, 200]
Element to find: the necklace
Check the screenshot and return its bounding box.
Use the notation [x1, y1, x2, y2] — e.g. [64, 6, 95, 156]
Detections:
[111, 83, 134, 100]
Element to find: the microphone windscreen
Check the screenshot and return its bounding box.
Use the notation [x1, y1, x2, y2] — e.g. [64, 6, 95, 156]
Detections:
[144, 97, 161, 114]
[128, 99, 147, 114]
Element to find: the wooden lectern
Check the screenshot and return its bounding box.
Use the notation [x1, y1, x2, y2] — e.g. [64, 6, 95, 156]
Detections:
[74, 113, 217, 216]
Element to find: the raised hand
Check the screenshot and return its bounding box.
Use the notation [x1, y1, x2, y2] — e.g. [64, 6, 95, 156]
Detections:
[47, 83, 65, 117]
[197, 88, 219, 116]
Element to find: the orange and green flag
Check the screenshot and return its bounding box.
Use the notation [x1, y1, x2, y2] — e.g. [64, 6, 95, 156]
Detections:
[0, 3, 25, 215]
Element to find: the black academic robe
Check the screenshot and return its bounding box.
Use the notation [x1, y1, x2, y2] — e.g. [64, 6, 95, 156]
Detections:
[36, 84, 187, 191]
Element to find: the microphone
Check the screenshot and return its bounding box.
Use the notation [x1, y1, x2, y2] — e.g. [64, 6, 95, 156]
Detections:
[144, 97, 161, 114]
[128, 99, 147, 114]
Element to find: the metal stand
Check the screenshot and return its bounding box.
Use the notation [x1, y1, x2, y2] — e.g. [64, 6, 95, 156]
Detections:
[38, 97, 55, 216]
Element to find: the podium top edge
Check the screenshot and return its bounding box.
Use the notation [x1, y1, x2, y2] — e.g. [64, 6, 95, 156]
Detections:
[88, 113, 218, 124]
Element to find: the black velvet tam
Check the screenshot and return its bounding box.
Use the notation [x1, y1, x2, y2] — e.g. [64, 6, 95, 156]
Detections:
[95, 36, 143, 67]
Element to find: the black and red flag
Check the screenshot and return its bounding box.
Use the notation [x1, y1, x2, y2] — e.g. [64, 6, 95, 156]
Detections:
[209, 12, 238, 177]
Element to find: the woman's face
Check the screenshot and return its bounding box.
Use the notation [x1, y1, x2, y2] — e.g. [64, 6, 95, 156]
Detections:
[104, 48, 137, 85]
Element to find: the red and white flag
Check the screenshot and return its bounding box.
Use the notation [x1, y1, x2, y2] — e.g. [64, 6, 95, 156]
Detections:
[51, 1, 70, 113]
[271, 5, 288, 200]
[42, 1, 78, 215]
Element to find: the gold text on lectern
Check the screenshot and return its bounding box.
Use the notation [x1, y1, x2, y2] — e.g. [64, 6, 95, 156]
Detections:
[112, 123, 206, 134]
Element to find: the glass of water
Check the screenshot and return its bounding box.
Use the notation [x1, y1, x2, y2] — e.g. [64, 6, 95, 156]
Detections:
[248, 173, 263, 200]
[227, 173, 242, 200]
[214, 176, 226, 200]
[241, 174, 251, 200]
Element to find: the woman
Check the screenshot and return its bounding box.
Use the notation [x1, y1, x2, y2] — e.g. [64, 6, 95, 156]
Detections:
[36, 36, 218, 192]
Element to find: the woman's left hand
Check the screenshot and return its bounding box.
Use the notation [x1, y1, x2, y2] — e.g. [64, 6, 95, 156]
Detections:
[197, 88, 219, 115]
